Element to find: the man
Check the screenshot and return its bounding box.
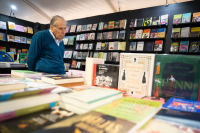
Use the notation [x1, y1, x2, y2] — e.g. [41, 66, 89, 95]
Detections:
[27, 15, 66, 74]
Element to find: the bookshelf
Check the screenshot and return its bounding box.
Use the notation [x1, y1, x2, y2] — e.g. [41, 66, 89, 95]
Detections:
[129, 24, 168, 30]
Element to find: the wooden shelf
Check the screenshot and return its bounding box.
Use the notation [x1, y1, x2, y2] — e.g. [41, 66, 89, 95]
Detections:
[129, 24, 167, 30]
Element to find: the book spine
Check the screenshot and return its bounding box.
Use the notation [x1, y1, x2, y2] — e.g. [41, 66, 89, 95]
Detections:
[92, 64, 97, 86]
[0, 102, 57, 122]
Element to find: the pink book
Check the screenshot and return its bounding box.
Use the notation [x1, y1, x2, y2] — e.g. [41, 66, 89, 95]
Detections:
[15, 24, 24, 32]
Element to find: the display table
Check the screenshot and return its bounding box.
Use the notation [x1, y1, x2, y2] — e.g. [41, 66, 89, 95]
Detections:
[0, 62, 29, 74]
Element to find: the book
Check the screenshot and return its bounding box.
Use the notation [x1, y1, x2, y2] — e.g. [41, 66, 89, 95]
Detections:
[76, 35, 80, 40]
[93, 52, 98, 58]
[157, 28, 166, 38]
[180, 27, 190, 37]
[120, 19, 127, 29]
[17, 49, 21, 54]
[142, 29, 150, 38]
[96, 42, 102, 50]
[170, 42, 179, 52]
[182, 12, 192, 23]
[137, 41, 144, 51]
[130, 30, 136, 39]
[86, 24, 92, 31]
[160, 14, 169, 25]
[81, 25, 86, 31]
[71, 60, 77, 68]
[114, 21, 120, 28]
[101, 42, 105, 50]
[108, 21, 114, 29]
[98, 52, 103, 58]
[22, 49, 28, 54]
[7, 35, 14, 42]
[129, 42, 136, 51]
[79, 43, 83, 49]
[88, 43, 93, 50]
[189, 41, 200, 52]
[89, 33, 95, 40]
[0, 47, 6, 52]
[15, 24, 24, 32]
[152, 16, 160, 25]
[77, 52, 82, 59]
[106, 31, 113, 39]
[0, 21, 7, 30]
[192, 12, 200, 22]
[70, 25, 76, 32]
[112, 52, 119, 61]
[143, 17, 152, 26]
[173, 14, 182, 24]
[11, 70, 42, 78]
[190, 27, 200, 37]
[103, 32, 107, 39]
[106, 52, 112, 61]
[85, 33, 89, 40]
[112, 31, 119, 39]
[10, 48, 16, 55]
[129, 19, 137, 27]
[28, 27, 33, 34]
[27, 38, 31, 44]
[24, 27, 27, 33]
[76, 25, 82, 32]
[80, 34, 85, 40]
[118, 42, 126, 51]
[150, 28, 158, 38]
[179, 41, 189, 52]
[63, 38, 68, 45]
[82, 52, 88, 59]
[114, 41, 119, 50]
[146, 42, 154, 51]
[8, 21, 15, 30]
[73, 51, 78, 59]
[154, 40, 163, 51]
[0, 32, 6, 41]
[103, 22, 108, 29]
[118, 30, 126, 40]
[20, 37, 27, 43]
[64, 63, 70, 71]
[135, 29, 143, 38]
[83, 43, 88, 49]
[97, 33, 102, 40]
[171, 28, 181, 38]
[137, 19, 144, 27]
[99, 22, 104, 30]
[65, 26, 70, 33]
[108, 42, 114, 50]
[90, 52, 93, 57]
[67, 37, 75, 45]
[64, 51, 72, 58]
[92, 23, 97, 31]
[0, 79, 25, 92]
[7, 52, 14, 59]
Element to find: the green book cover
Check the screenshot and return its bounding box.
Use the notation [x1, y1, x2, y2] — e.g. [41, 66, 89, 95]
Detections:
[19, 53, 28, 64]
[12, 70, 39, 73]
[67, 37, 75, 45]
[153, 55, 200, 100]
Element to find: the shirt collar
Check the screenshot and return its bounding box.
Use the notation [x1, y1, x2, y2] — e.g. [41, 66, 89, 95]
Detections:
[49, 29, 62, 42]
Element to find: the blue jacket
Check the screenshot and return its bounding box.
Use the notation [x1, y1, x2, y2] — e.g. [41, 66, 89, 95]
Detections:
[27, 30, 65, 74]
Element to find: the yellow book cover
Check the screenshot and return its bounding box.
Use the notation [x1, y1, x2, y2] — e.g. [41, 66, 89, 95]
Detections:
[119, 42, 126, 51]
[8, 21, 15, 30]
[171, 28, 181, 38]
[190, 27, 200, 37]
[22, 49, 28, 54]
[173, 14, 182, 24]
[28, 27, 33, 34]
[101, 43, 105, 50]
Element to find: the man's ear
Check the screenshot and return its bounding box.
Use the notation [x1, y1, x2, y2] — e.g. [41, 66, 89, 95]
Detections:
[50, 25, 54, 31]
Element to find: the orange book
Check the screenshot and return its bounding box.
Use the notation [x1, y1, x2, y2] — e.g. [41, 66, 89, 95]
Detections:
[92, 64, 97, 86]
[142, 29, 150, 38]
[192, 12, 200, 22]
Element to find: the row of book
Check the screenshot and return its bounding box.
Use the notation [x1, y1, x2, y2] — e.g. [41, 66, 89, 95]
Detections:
[96, 41, 126, 51]
[75, 43, 93, 50]
[0, 21, 6, 30]
[93, 52, 120, 61]
[63, 37, 75, 45]
[130, 40, 163, 51]
[1, 33, 32, 44]
[129, 14, 169, 27]
[130, 28, 166, 39]
[6, 21, 33, 34]
[98, 19, 127, 30]
[66, 23, 98, 33]
[71, 60, 84, 69]
[170, 41, 200, 52]
[172, 27, 200, 38]
[97, 30, 126, 40]
[76, 33, 95, 40]
[173, 12, 200, 24]
[72, 51, 89, 59]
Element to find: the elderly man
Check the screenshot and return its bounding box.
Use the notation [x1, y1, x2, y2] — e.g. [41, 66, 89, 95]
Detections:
[27, 15, 66, 74]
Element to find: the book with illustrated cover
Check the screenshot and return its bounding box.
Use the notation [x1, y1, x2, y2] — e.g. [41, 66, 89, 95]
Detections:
[0, 21, 7, 30]
[129, 19, 137, 27]
[173, 14, 182, 24]
[19, 53, 28, 64]
[98, 52, 103, 58]
[146, 42, 154, 51]
[150, 28, 158, 38]
[75, 43, 80, 50]
[103, 22, 108, 29]
[137, 19, 144, 27]
[0, 47, 6, 52]
[154, 40, 163, 51]
[76, 61, 81, 69]
[135, 29, 143, 38]
[109, 42, 114, 50]
[64, 63, 70, 71]
[108, 21, 114, 29]
[89, 33, 95, 40]
[129, 42, 136, 51]
[143, 17, 152, 26]
[112, 52, 119, 61]
[82, 25, 86, 31]
[80, 34, 85, 40]
[171, 28, 181, 38]
[118, 42, 126, 51]
[190, 27, 200, 37]
[114, 41, 119, 50]
[15, 24, 24, 32]
[142, 29, 150, 38]
[70, 25, 76, 32]
[7, 52, 14, 59]
[96, 42, 102, 50]
[101, 42, 106, 50]
[85, 33, 89, 40]
[27, 38, 31, 44]
[64, 51, 72, 58]
[76, 35, 80, 40]
[179, 41, 189, 52]
[14, 36, 21, 43]
[98, 22, 104, 30]
[20, 37, 27, 44]
[76, 25, 82, 32]
[83, 43, 88, 49]
[63, 38, 68, 45]
[137, 41, 144, 51]
[97, 33, 102, 40]
[71, 60, 77, 68]
[114, 21, 120, 28]
[160, 14, 169, 25]
[10, 48, 16, 55]
[103, 32, 107, 40]
[88, 43, 93, 50]
[192, 12, 200, 22]
[152, 16, 160, 25]
[77, 52, 82, 59]
[120, 19, 127, 29]
[92, 23, 97, 31]
[170, 42, 179, 52]
[73, 51, 78, 59]
[106, 31, 113, 39]
[68, 37, 75, 45]
[157, 28, 166, 38]
[28, 27, 33, 34]
[119, 30, 126, 40]
[189, 41, 200, 52]
[79, 43, 83, 49]
[182, 13, 192, 23]
[112, 31, 119, 39]
[106, 52, 112, 61]
[93, 52, 98, 58]
[7, 35, 14, 42]
[105, 42, 109, 50]
[65, 26, 70, 33]
[8, 21, 15, 30]
[0, 32, 6, 41]
[82, 52, 88, 59]
[86, 24, 92, 31]
[181, 27, 190, 37]
[22, 49, 28, 54]
[130, 30, 136, 39]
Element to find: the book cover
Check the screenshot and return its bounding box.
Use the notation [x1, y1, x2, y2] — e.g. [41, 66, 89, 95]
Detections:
[119, 19, 127, 29]
[129, 42, 136, 51]
[114, 21, 120, 28]
[86, 24, 92, 31]
[143, 17, 152, 26]
[19, 53, 28, 64]
[27, 38, 31, 44]
[28, 27, 33, 34]
[64, 63, 70, 71]
[10, 48, 16, 55]
[173, 14, 182, 24]
[171, 28, 181, 38]
[76, 25, 82, 32]
[16, 36, 22, 43]
[99, 22, 104, 30]
[68, 37, 75, 45]
[192, 12, 200, 22]
[142, 29, 150, 38]
[179, 41, 189, 52]
[63, 38, 68, 45]
[113, 41, 119, 50]
[106, 52, 112, 61]
[20, 37, 27, 44]
[92, 23, 97, 31]
[98, 52, 103, 58]
[0, 47, 6, 52]
[146, 42, 154, 51]
[23, 27, 27, 33]
[7, 52, 14, 59]
[101, 42, 106, 50]
[112, 52, 119, 61]
[152, 16, 160, 25]
[96, 42, 102, 50]
[89, 33, 95, 40]
[82, 52, 87, 59]
[75, 43, 80, 50]
[112, 31, 119, 39]
[108, 21, 114, 29]
[160, 14, 169, 25]
[83, 43, 88, 49]
[85, 33, 89, 40]
[80, 34, 85, 40]
[22, 49, 28, 54]
[103, 22, 108, 29]
[8, 21, 15, 30]
[76, 35, 80, 41]
[181, 27, 190, 37]
[107, 31, 113, 39]
[154, 40, 163, 51]
[189, 41, 200, 52]
[97, 33, 102, 40]
[137, 19, 144, 27]
[109, 42, 114, 50]
[104, 42, 109, 50]
[93, 52, 98, 58]
[135, 29, 143, 38]
[7, 35, 15, 42]
[81, 25, 86, 31]
[182, 13, 192, 23]
[119, 30, 126, 40]
[65, 26, 70, 33]
[64, 51, 72, 58]
[0, 21, 7, 30]
[76, 61, 81, 68]
[79, 43, 83, 49]
[157, 28, 166, 38]
[71, 60, 77, 68]
[73, 51, 78, 59]
[150, 28, 158, 38]
[77, 52, 82, 59]
[190, 27, 200, 37]
[70, 25, 76, 32]
[170, 42, 179, 52]
[0, 32, 6, 41]
[129, 19, 137, 27]
[137, 41, 144, 51]
[103, 32, 107, 40]
[119, 42, 126, 51]
[153, 54, 200, 100]
[88, 43, 93, 50]
[15, 24, 24, 32]
[130, 30, 136, 39]
[17, 49, 21, 54]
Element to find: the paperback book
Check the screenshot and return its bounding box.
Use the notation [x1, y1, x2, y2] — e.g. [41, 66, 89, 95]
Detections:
[189, 41, 200, 52]
[137, 41, 144, 51]
[182, 13, 192, 23]
[129, 42, 136, 51]
[0, 32, 6, 41]
[179, 41, 189, 52]
[150, 29, 158, 38]
[152, 16, 160, 25]
[143, 17, 152, 26]
[170, 42, 179, 52]
[130, 30, 136, 39]
[154, 40, 163, 51]
[146, 41, 154, 51]
[192, 12, 200, 22]
[173, 14, 182, 24]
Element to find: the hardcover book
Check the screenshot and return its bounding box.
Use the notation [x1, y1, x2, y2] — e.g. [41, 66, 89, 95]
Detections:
[0, 32, 6, 41]
[179, 41, 189, 52]
[120, 19, 127, 29]
[129, 19, 137, 27]
[171, 28, 181, 38]
[103, 22, 108, 29]
[27, 27, 33, 34]
[76, 25, 82, 32]
[143, 17, 152, 26]
[137, 41, 144, 51]
[154, 40, 163, 51]
[157, 28, 166, 38]
[192, 12, 200, 22]
[19, 53, 28, 64]
[170, 42, 179, 52]
[70, 25, 76, 32]
[160, 14, 169, 25]
[20, 37, 27, 44]
[152, 16, 160, 25]
[92, 23, 97, 31]
[64, 51, 72, 58]
[129, 42, 136, 51]
[7, 35, 14, 42]
[146, 41, 154, 51]
[190, 27, 200, 37]
[82, 25, 86, 31]
[8, 21, 15, 30]
[173, 14, 182, 24]
[142, 29, 150, 38]
[86, 24, 92, 31]
[14, 36, 21, 43]
[137, 19, 144, 27]
[108, 21, 114, 29]
[65, 26, 70, 33]
[114, 21, 120, 28]
[135, 29, 143, 38]
[106, 31, 113, 39]
[15, 24, 24, 32]
[112, 31, 119, 39]
[153, 54, 200, 100]
[182, 13, 192, 23]
[189, 41, 200, 52]
[150, 28, 158, 38]
[0, 21, 7, 30]
[180, 27, 190, 37]
[130, 30, 136, 39]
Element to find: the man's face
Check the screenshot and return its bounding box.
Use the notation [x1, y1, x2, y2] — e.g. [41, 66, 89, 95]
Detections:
[50, 18, 66, 39]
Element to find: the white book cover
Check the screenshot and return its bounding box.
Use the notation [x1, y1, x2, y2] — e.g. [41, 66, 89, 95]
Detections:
[160, 14, 169, 25]
[70, 25, 76, 32]
[76, 25, 82, 32]
[89, 33, 95, 40]
[137, 42, 144, 51]
[181, 27, 190, 37]
[109, 42, 114, 50]
[86, 24, 92, 31]
[79, 43, 83, 49]
[92, 23, 98, 31]
[96, 42, 102, 50]
[113, 41, 119, 50]
[63, 38, 69, 45]
[80, 34, 85, 40]
[100, 22, 104, 30]
[135, 29, 143, 38]
[76, 35, 80, 40]
[14, 36, 21, 43]
[118, 53, 155, 97]
[64, 51, 72, 58]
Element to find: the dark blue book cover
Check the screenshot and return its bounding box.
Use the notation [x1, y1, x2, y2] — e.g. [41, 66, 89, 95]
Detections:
[146, 42, 154, 51]
[0, 32, 6, 41]
[163, 97, 200, 113]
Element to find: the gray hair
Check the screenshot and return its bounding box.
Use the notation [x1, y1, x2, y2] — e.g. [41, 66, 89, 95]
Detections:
[50, 15, 65, 26]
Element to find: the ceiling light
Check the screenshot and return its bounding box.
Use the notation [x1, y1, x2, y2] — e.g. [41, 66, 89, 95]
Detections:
[11, 5, 16, 10]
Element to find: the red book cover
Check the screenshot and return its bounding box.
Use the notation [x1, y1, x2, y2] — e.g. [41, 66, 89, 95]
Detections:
[92, 64, 97, 86]
[85, 33, 89, 40]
